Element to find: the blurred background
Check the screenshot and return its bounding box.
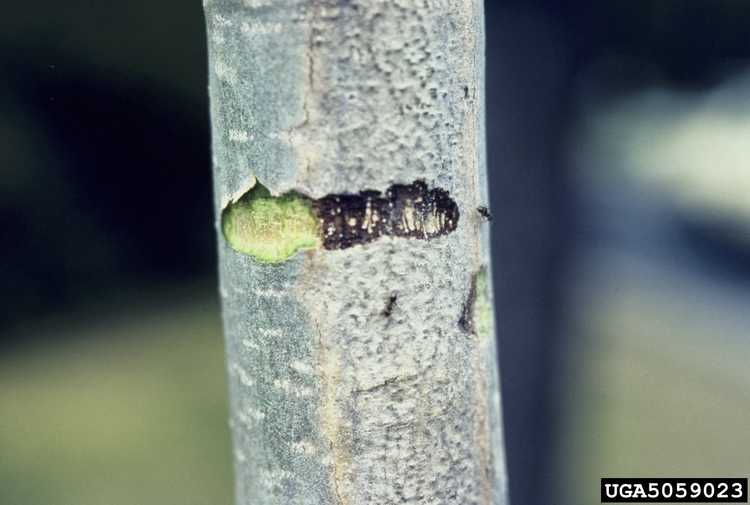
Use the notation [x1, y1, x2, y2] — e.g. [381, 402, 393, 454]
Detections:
[2, 1, 750, 504]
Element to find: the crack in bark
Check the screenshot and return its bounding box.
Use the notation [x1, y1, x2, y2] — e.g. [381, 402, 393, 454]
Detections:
[458, 271, 478, 334]
[352, 373, 420, 395]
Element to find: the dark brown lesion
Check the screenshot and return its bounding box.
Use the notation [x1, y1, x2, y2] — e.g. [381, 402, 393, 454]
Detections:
[312, 180, 459, 250]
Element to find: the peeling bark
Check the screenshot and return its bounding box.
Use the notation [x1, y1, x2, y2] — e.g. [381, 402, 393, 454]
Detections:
[204, 1, 508, 504]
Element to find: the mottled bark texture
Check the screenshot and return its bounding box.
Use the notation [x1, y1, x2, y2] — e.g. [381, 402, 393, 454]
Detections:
[204, 1, 508, 504]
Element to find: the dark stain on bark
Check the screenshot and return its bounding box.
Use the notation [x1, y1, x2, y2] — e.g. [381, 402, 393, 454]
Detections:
[312, 180, 459, 250]
[458, 272, 478, 334]
[382, 292, 398, 318]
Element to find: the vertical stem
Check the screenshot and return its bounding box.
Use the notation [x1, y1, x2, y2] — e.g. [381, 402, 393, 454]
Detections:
[204, 1, 508, 503]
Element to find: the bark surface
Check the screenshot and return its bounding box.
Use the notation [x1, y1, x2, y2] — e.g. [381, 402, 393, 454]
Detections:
[204, 1, 508, 504]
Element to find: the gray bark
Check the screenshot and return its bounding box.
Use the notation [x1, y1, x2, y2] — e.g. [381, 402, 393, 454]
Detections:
[204, 1, 508, 504]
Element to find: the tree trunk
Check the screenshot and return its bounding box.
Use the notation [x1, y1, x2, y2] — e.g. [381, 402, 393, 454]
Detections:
[203, 1, 508, 504]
